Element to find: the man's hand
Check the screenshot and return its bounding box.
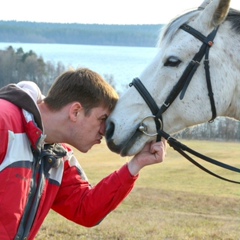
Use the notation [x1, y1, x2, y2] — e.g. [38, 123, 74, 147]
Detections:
[127, 139, 167, 176]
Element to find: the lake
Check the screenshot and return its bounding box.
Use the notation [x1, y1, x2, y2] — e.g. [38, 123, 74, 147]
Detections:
[0, 42, 158, 92]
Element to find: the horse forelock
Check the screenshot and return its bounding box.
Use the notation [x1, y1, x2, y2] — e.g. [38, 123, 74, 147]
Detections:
[157, 10, 199, 47]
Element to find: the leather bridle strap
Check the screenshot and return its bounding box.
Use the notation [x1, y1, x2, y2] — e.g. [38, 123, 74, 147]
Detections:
[156, 24, 218, 122]
[204, 45, 217, 122]
[130, 78, 162, 141]
[129, 79, 159, 116]
[180, 24, 217, 122]
[162, 131, 240, 184]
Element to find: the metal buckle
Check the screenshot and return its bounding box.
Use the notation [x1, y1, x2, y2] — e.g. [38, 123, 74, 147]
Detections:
[138, 115, 162, 137]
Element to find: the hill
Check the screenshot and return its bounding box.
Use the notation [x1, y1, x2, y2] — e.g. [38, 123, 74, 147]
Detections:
[0, 21, 164, 47]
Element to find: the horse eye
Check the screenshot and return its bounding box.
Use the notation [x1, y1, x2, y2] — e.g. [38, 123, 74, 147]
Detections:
[164, 56, 181, 67]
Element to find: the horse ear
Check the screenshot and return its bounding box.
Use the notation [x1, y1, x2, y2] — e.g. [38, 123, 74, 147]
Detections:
[199, 0, 230, 28]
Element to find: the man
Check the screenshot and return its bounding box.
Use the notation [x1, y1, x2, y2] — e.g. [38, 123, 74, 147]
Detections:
[0, 68, 166, 239]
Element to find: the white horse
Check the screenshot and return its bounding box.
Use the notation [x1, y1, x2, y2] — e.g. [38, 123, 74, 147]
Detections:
[106, 0, 240, 157]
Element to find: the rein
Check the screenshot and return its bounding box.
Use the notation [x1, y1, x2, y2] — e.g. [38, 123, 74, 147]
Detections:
[129, 24, 240, 184]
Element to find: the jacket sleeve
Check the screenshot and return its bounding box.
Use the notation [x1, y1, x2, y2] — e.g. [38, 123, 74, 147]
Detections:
[0, 100, 22, 164]
[51, 155, 138, 227]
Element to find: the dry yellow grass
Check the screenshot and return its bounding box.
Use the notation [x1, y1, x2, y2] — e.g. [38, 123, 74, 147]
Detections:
[36, 140, 240, 240]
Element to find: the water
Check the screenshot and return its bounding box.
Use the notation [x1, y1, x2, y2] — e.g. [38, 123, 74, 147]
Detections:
[0, 42, 158, 92]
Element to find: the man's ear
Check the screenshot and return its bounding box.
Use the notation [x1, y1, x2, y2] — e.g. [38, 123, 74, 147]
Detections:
[69, 102, 83, 122]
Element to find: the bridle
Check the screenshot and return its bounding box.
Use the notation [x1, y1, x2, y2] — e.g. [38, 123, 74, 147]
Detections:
[130, 24, 218, 135]
[130, 24, 240, 184]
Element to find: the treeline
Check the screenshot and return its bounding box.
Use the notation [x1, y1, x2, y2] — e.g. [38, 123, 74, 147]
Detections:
[174, 117, 240, 141]
[0, 46, 66, 94]
[0, 21, 163, 47]
[0, 46, 118, 95]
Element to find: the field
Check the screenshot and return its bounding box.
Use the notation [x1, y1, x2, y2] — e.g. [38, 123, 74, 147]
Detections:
[36, 140, 240, 240]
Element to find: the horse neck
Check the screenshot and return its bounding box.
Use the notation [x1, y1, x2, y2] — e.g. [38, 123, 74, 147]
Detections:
[218, 22, 240, 121]
[225, 86, 240, 121]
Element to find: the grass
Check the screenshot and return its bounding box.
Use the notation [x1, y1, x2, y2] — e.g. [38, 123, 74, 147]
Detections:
[36, 140, 240, 240]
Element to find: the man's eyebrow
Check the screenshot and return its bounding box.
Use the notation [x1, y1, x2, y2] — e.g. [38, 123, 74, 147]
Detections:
[99, 114, 108, 119]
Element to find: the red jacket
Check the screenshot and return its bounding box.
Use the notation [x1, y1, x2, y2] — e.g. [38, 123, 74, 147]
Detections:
[0, 82, 138, 240]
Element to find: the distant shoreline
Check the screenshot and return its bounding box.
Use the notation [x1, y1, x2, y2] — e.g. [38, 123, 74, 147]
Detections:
[0, 21, 164, 47]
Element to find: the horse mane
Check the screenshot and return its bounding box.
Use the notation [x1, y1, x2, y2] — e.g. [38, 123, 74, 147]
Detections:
[157, 8, 240, 47]
[227, 9, 240, 33]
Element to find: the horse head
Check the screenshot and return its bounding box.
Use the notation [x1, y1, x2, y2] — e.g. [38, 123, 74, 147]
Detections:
[106, 0, 240, 156]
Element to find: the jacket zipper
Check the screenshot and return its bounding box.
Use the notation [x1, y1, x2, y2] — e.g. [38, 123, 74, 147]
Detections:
[15, 152, 44, 240]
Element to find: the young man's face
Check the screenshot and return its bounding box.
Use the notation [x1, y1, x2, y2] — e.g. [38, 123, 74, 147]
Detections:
[72, 105, 110, 152]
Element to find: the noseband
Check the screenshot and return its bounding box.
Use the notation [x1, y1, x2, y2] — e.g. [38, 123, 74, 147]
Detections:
[129, 24, 240, 184]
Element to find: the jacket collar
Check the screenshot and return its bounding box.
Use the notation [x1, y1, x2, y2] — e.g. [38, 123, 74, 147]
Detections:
[0, 84, 43, 130]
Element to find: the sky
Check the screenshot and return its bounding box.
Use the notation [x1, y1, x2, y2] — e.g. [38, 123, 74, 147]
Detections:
[1, 0, 240, 25]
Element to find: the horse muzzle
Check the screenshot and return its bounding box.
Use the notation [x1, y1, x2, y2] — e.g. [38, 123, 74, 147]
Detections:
[105, 121, 145, 156]
[106, 115, 162, 156]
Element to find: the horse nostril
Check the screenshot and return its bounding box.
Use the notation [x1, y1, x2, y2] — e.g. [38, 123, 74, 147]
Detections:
[105, 121, 115, 141]
[105, 121, 121, 154]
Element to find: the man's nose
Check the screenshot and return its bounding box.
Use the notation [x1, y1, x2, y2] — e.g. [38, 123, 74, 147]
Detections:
[99, 122, 106, 135]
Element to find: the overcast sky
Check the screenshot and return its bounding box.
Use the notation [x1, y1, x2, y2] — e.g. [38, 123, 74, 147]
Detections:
[1, 0, 239, 24]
